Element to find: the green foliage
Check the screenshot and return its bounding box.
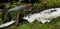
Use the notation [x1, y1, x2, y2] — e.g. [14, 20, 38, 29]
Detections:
[0, 18, 3, 25]
[34, 0, 60, 8]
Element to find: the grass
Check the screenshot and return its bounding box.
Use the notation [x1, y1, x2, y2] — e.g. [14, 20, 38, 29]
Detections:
[0, 18, 3, 25]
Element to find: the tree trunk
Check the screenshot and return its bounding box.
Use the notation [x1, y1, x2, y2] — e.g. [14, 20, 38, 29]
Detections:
[16, 12, 19, 26]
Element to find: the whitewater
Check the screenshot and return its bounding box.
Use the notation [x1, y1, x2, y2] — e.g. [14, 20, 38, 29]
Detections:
[0, 5, 60, 28]
[23, 8, 60, 23]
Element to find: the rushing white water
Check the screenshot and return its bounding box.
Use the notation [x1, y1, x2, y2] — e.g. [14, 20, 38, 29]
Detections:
[23, 8, 60, 23]
[0, 20, 15, 28]
[0, 8, 60, 28]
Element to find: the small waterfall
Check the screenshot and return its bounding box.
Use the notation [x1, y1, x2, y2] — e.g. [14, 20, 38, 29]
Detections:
[0, 6, 60, 28]
[23, 8, 60, 23]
